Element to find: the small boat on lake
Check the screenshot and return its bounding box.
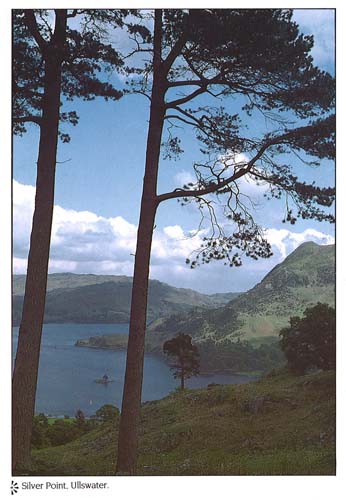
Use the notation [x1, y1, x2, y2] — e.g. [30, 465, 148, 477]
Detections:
[94, 373, 114, 385]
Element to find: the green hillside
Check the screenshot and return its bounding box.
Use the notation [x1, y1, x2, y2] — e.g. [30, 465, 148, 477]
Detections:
[12, 273, 131, 296]
[148, 242, 335, 342]
[12, 274, 239, 326]
[28, 370, 335, 476]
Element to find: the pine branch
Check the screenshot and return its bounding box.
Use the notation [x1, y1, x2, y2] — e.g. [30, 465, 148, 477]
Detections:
[167, 79, 204, 88]
[13, 115, 42, 126]
[24, 10, 48, 51]
[165, 86, 207, 109]
[156, 122, 329, 204]
[162, 31, 189, 73]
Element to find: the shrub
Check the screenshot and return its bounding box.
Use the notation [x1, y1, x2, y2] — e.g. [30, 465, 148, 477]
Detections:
[31, 413, 50, 448]
[94, 404, 120, 424]
[46, 419, 80, 446]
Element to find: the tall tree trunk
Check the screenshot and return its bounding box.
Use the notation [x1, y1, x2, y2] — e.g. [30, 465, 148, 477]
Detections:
[12, 11, 67, 472]
[116, 10, 165, 475]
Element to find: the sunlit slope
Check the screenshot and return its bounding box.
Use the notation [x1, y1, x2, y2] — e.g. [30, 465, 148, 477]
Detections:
[148, 242, 335, 341]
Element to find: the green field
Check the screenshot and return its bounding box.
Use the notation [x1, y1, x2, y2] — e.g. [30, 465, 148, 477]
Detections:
[47, 417, 75, 425]
[28, 370, 335, 476]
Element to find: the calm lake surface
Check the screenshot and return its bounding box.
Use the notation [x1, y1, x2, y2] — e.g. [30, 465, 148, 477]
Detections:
[12, 323, 257, 417]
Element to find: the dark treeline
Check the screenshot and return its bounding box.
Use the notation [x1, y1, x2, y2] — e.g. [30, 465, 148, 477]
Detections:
[198, 339, 285, 373]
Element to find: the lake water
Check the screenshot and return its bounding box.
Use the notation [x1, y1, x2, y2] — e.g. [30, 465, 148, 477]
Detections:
[12, 323, 257, 417]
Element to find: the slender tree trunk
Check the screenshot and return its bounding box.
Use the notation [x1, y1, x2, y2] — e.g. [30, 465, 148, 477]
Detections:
[116, 10, 166, 475]
[12, 12, 67, 472]
[181, 359, 185, 391]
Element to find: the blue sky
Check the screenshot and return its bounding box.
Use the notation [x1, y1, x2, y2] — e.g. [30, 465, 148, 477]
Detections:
[12, 9, 336, 294]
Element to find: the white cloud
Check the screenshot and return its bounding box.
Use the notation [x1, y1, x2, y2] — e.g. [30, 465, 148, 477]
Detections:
[13, 179, 204, 279]
[174, 153, 269, 204]
[163, 225, 185, 239]
[13, 180, 334, 293]
[219, 152, 269, 205]
[265, 227, 335, 260]
[173, 170, 196, 188]
[13, 181, 36, 258]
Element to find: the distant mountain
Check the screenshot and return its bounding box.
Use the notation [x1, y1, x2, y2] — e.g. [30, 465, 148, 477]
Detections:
[148, 242, 335, 342]
[12, 273, 239, 326]
[12, 273, 132, 296]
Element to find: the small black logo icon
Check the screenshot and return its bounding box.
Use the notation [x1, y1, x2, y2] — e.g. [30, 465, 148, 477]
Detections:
[11, 481, 19, 495]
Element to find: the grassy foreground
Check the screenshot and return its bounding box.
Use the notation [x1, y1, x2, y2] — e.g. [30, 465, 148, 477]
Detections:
[30, 370, 335, 476]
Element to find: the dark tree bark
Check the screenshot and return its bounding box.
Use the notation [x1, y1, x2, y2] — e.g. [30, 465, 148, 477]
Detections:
[12, 10, 67, 472]
[13, 9, 125, 473]
[181, 362, 185, 391]
[115, 8, 335, 475]
[116, 10, 166, 475]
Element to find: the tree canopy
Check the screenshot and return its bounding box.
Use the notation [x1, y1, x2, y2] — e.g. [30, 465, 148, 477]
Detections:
[279, 303, 336, 374]
[13, 9, 125, 140]
[126, 9, 335, 269]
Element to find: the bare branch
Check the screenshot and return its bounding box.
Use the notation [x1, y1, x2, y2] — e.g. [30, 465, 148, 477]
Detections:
[171, 106, 202, 125]
[124, 33, 153, 59]
[126, 89, 152, 102]
[156, 123, 321, 205]
[13, 115, 42, 126]
[165, 86, 206, 109]
[164, 114, 198, 128]
[56, 158, 72, 164]
[167, 79, 203, 88]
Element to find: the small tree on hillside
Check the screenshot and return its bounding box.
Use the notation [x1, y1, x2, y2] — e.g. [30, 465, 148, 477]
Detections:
[163, 333, 200, 390]
[75, 409, 86, 429]
[279, 302, 336, 375]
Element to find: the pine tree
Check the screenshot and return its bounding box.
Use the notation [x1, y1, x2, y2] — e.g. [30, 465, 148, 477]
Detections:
[12, 9, 125, 472]
[116, 9, 335, 474]
[163, 333, 200, 390]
